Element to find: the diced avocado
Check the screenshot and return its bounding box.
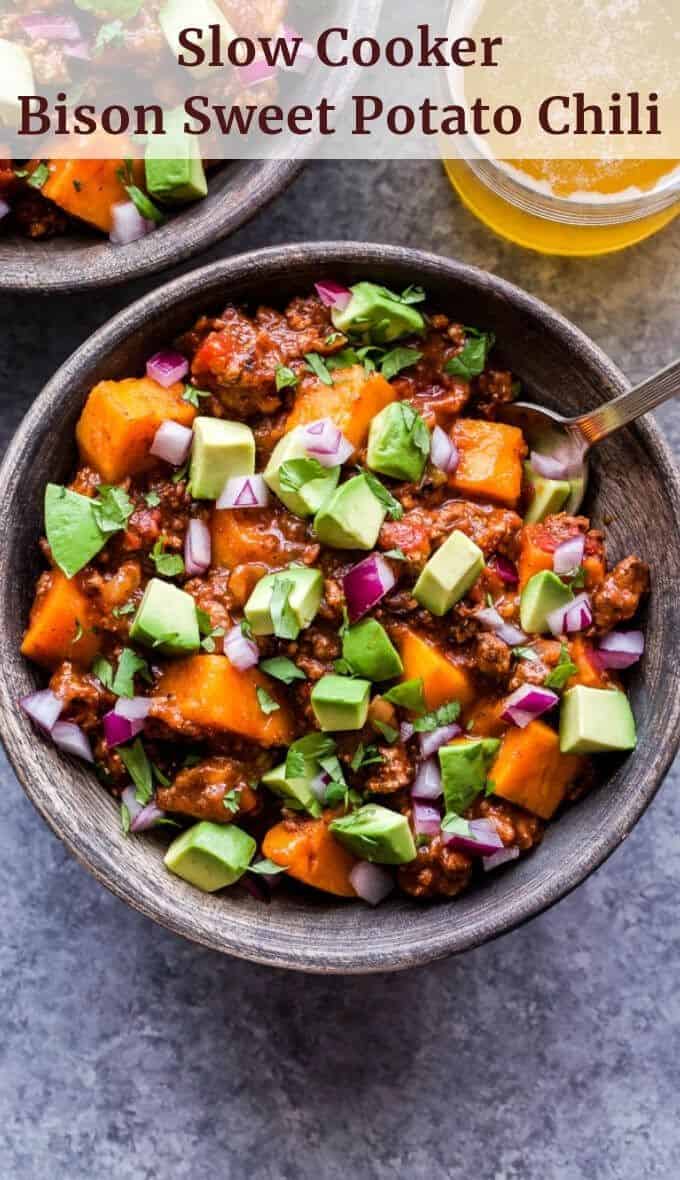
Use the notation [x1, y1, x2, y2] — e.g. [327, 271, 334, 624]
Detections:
[438, 738, 501, 814]
[164, 821, 255, 892]
[310, 674, 371, 731]
[158, 0, 235, 78]
[330, 804, 416, 865]
[145, 109, 207, 204]
[244, 566, 323, 637]
[130, 577, 200, 655]
[0, 39, 34, 124]
[413, 529, 484, 616]
[523, 462, 571, 524]
[342, 619, 403, 681]
[519, 571, 573, 634]
[331, 282, 425, 344]
[190, 417, 255, 501]
[264, 427, 340, 517]
[313, 474, 386, 550]
[366, 402, 430, 483]
[559, 686, 637, 754]
[261, 762, 322, 817]
[44, 483, 106, 578]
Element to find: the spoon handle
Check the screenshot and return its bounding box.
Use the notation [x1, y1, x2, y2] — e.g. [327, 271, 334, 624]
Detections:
[572, 357, 680, 446]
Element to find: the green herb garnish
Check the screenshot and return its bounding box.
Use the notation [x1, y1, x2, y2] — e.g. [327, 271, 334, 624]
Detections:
[304, 352, 333, 386]
[182, 385, 210, 409]
[256, 686, 280, 715]
[260, 657, 306, 685]
[360, 470, 404, 520]
[413, 700, 461, 733]
[444, 327, 495, 381]
[269, 576, 299, 640]
[150, 538, 184, 578]
[544, 644, 578, 691]
[119, 738, 153, 805]
[380, 347, 423, 381]
[275, 364, 299, 392]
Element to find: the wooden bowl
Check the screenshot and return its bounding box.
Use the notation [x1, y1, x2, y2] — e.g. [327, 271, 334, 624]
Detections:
[1, 243, 678, 972]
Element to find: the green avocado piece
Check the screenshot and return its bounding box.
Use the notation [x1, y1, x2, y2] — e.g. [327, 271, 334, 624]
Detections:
[413, 529, 484, 616]
[523, 462, 571, 524]
[164, 821, 255, 892]
[313, 474, 386, 550]
[244, 566, 323, 637]
[129, 577, 200, 655]
[519, 570, 573, 634]
[366, 402, 430, 482]
[263, 427, 340, 517]
[44, 483, 106, 578]
[559, 685, 637, 754]
[311, 674, 371, 731]
[158, 0, 235, 78]
[190, 417, 255, 500]
[261, 762, 322, 817]
[145, 110, 207, 204]
[330, 804, 416, 865]
[342, 619, 403, 681]
[438, 738, 501, 814]
[331, 282, 425, 344]
[0, 38, 34, 123]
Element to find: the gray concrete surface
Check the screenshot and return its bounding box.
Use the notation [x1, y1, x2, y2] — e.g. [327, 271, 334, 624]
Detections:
[1, 161, 679, 1179]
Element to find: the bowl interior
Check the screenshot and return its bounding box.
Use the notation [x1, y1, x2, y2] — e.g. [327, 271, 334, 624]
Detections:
[1, 243, 679, 972]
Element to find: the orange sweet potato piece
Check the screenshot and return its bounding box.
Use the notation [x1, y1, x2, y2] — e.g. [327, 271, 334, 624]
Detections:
[155, 654, 293, 747]
[285, 365, 396, 450]
[262, 814, 357, 897]
[450, 419, 525, 507]
[397, 627, 476, 710]
[518, 530, 553, 590]
[21, 570, 100, 669]
[567, 636, 609, 690]
[76, 377, 196, 483]
[211, 505, 310, 571]
[41, 154, 144, 233]
[462, 696, 508, 738]
[489, 720, 584, 820]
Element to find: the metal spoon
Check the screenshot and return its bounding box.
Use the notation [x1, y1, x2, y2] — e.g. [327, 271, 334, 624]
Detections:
[499, 357, 680, 512]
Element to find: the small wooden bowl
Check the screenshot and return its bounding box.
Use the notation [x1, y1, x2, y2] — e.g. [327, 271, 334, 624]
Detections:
[1, 243, 679, 972]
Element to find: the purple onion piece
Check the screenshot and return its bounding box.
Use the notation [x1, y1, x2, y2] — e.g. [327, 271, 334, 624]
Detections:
[237, 58, 276, 86]
[217, 475, 269, 510]
[184, 518, 211, 575]
[483, 846, 520, 872]
[442, 818, 504, 857]
[314, 281, 352, 310]
[224, 625, 259, 671]
[349, 861, 394, 906]
[103, 710, 142, 748]
[412, 799, 442, 837]
[530, 450, 569, 481]
[149, 420, 193, 466]
[20, 688, 63, 733]
[343, 553, 396, 623]
[418, 723, 462, 759]
[130, 801, 166, 833]
[597, 629, 645, 670]
[553, 534, 585, 575]
[51, 721, 94, 763]
[400, 721, 415, 743]
[301, 418, 353, 466]
[430, 425, 459, 473]
[489, 555, 519, 587]
[109, 200, 155, 246]
[411, 757, 443, 800]
[146, 350, 189, 388]
[546, 592, 592, 637]
[115, 697, 152, 721]
[0, 199, 11, 222]
[501, 684, 559, 728]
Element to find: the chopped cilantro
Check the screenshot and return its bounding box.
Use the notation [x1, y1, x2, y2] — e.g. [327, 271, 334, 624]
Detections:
[223, 788, 241, 815]
[117, 160, 165, 224]
[413, 700, 461, 733]
[400, 284, 426, 305]
[325, 332, 344, 345]
[286, 733, 336, 779]
[327, 347, 361, 370]
[249, 859, 289, 876]
[171, 460, 190, 485]
[304, 352, 333, 386]
[444, 328, 495, 381]
[92, 656, 114, 691]
[240, 618, 253, 639]
[319, 753, 346, 786]
[182, 385, 209, 409]
[568, 565, 587, 590]
[485, 778, 496, 797]
[120, 802, 131, 835]
[360, 470, 404, 520]
[150, 538, 184, 578]
[112, 648, 149, 698]
[372, 719, 399, 744]
[27, 162, 49, 190]
[441, 813, 470, 836]
[544, 644, 578, 691]
[333, 657, 356, 676]
[380, 347, 423, 381]
[201, 626, 225, 653]
[118, 738, 153, 804]
[351, 742, 383, 772]
[256, 686, 280, 715]
[151, 762, 170, 787]
[275, 364, 298, 392]
[92, 485, 134, 535]
[73, 621, 84, 643]
[94, 18, 125, 54]
[269, 576, 299, 640]
[383, 678, 426, 713]
[260, 657, 306, 684]
[144, 491, 161, 508]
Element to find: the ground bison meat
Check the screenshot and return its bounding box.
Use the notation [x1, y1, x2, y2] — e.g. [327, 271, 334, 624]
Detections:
[380, 499, 522, 566]
[474, 369, 515, 419]
[399, 830, 473, 899]
[469, 797, 545, 851]
[591, 556, 649, 632]
[157, 757, 264, 823]
[474, 631, 513, 681]
[11, 189, 68, 239]
[49, 661, 112, 732]
[362, 745, 414, 795]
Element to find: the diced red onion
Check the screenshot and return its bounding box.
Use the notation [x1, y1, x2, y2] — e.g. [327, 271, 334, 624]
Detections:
[476, 605, 527, 648]
[103, 710, 142, 748]
[0, 199, 10, 222]
[413, 799, 442, 837]
[343, 553, 396, 623]
[412, 757, 442, 800]
[146, 350, 189, 388]
[547, 592, 592, 637]
[419, 723, 462, 759]
[21, 14, 81, 40]
[501, 684, 559, 728]
[497, 622, 529, 646]
[224, 624, 259, 671]
[217, 475, 269, 510]
[483, 845, 520, 872]
[597, 629, 645, 670]
[109, 201, 155, 245]
[64, 40, 90, 61]
[430, 425, 459, 474]
[489, 555, 518, 587]
[529, 450, 569, 481]
[130, 801, 166, 833]
[237, 58, 276, 86]
[122, 785, 143, 823]
[301, 418, 354, 466]
[280, 24, 316, 73]
[349, 861, 394, 906]
[241, 873, 272, 904]
[553, 534, 585, 576]
[442, 817, 504, 857]
[400, 721, 414, 743]
[314, 281, 352, 311]
[51, 721, 93, 763]
[21, 688, 63, 733]
[184, 518, 211, 576]
[477, 605, 504, 630]
[115, 697, 152, 721]
[149, 420, 193, 467]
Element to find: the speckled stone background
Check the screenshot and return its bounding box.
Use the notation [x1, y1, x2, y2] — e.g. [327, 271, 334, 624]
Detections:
[1, 162, 679, 1179]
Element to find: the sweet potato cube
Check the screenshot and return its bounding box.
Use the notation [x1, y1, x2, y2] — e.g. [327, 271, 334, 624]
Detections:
[21, 570, 100, 669]
[76, 376, 196, 483]
[567, 637, 609, 690]
[489, 720, 584, 819]
[397, 627, 476, 710]
[450, 419, 525, 507]
[518, 529, 553, 589]
[155, 654, 293, 747]
[285, 365, 396, 451]
[41, 154, 144, 233]
[262, 815, 357, 897]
